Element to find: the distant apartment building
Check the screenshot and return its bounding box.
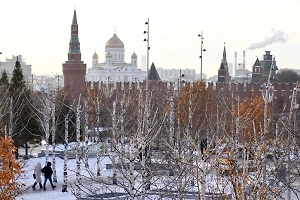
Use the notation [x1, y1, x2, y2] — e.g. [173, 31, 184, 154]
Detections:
[140, 55, 146, 71]
[156, 68, 196, 82]
[33, 74, 63, 92]
[195, 72, 207, 80]
[0, 55, 32, 83]
[228, 63, 233, 77]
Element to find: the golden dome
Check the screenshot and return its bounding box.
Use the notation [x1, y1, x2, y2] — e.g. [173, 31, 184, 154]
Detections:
[106, 33, 124, 48]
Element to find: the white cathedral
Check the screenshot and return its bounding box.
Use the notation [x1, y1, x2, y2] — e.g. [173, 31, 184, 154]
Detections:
[85, 33, 145, 83]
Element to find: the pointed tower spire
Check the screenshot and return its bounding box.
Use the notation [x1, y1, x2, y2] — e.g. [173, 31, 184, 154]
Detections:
[148, 62, 161, 81]
[251, 57, 263, 83]
[218, 42, 230, 83]
[223, 42, 226, 59]
[68, 9, 81, 60]
[72, 9, 78, 25]
[253, 58, 261, 67]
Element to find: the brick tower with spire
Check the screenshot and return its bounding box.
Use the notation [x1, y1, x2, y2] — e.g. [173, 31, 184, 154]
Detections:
[62, 9, 86, 99]
[218, 43, 231, 83]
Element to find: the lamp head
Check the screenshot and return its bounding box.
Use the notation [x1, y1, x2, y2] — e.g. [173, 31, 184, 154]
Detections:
[272, 65, 278, 71]
[260, 83, 267, 90]
[143, 31, 147, 34]
[144, 39, 147, 41]
[270, 76, 279, 81]
[203, 49, 206, 52]
[145, 22, 148, 25]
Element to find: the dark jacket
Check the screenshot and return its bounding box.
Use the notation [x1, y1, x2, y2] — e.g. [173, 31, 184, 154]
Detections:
[41, 162, 53, 178]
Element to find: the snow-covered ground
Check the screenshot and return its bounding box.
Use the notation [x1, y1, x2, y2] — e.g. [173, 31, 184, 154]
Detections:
[15, 145, 300, 200]
[17, 157, 75, 199]
[17, 156, 115, 200]
[16, 144, 112, 200]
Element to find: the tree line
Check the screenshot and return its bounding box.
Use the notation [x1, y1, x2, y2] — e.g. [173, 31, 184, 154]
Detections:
[1, 59, 300, 199]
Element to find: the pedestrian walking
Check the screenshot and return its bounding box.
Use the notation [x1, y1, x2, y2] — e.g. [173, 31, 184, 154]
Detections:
[32, 162, 43, 190]
[41, 162, 56, 190]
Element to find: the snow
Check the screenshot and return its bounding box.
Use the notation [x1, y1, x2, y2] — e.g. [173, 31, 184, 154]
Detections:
[17, 156, 116, 200]
[16, 145, 112, 200]
[16, 145, 300, 199]
[17, 157, 77, 200]
[16, 144, 232, 200]
[16, 148, 230, 199]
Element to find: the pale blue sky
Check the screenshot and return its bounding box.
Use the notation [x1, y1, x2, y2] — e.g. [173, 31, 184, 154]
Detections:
[0, 0, 299, 78]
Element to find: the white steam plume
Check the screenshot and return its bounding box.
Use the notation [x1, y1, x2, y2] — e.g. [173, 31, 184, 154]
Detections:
[247, 30, 288, 50]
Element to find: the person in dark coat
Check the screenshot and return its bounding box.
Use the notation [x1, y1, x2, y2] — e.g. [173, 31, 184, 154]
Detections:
[41, 162, 56, 190]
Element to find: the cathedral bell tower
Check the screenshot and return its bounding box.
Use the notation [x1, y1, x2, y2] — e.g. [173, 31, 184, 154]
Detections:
[62, 9, 86, 99]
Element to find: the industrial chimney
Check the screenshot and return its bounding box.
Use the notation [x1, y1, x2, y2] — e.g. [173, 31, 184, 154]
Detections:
[234, 51, 237, 77]
[243, 50, 245, 69]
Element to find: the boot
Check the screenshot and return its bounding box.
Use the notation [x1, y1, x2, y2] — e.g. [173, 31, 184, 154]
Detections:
[39, 183, 43, 189]
[52, 185, 56, 189]
[32, 182, 37, 190]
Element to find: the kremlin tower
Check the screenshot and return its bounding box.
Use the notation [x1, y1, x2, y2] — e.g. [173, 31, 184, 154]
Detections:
[62, 9, 86, 99]
[218, 43, 231, 83]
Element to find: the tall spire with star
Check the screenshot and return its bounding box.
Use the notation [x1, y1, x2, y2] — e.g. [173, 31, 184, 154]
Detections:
[68, 9, 81, 61]
[218, 43, 231, 82]
[62, 8, 87, 99]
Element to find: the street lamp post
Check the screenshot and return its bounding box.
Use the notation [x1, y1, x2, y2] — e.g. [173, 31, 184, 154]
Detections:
[55, 74, 62, 91]
[261, 57, 278, 192]
[178, 70, 185, 91]
[30, 74, 35, 90]
[198, 31, 206, 80]
[287, 81, 300, 200]
[144, 18, 150, 93]
[142, 18, 151, 195]
[133, 77, 139, 91]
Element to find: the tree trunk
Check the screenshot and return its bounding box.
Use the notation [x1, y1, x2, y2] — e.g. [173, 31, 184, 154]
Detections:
[62, 115, 68, 193]
[25, 142, 28, 157]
